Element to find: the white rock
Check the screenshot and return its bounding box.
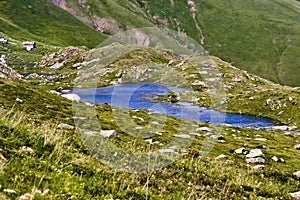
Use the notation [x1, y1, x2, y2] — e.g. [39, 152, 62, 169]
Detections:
[293, 171, 300, 177]
[145, 139, 153, 144]
[216, 154, 227, 159]
[21, 146, 34, 153]
[100, 130, 116, 138]
[288, 126, 297, 131]
[255, 138, 267, 141]
[61, 89, 71, 93]
[246, 157, 265, 164]
[290, 191, 300, 199]
[19, 193, 33, 200]
[271, 156, 279, 162]
[173, 134, 191, 139]
[253, 165, 265, 170]
[246, 149, 264, 158]
[49, 90, 61, 95]
[3, 189, 16, 194]
[272, 126, 289, 131]
[234, 147, 245, 154]
[57, 123, 74, 130]
[196, 127, 211, 132]
[158, 149, 177, 154]
[61, 94, 80, 102]
[16, 98, 23, 103]
[294, 144, 300, 150]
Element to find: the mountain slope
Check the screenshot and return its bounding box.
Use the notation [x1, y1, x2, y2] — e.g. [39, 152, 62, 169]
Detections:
[0, 0, 106, 48]
[48, 0, 300, 86]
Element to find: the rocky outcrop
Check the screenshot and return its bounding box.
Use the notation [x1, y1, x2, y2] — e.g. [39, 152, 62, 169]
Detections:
[0, 63, 22, 80]
[36, 46, 88, 69]
[48, 0, 120, 34]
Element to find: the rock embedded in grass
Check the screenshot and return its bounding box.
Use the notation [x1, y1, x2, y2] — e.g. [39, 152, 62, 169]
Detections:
[173, 134, 191, 139]
[57, 123, 74, 130]
[246, 149, 264, 158]
[216, 154, 227, 159]
[234, 147, 246, 154]
[100, 130, 117, 138]
[61, 94, 81, 102]
[294, 144, 300, 150]
[246, 157, 265, 164]
[253, 165, 265, 170]
[293, 171, 300, 178]
[290, 191, 300, 199]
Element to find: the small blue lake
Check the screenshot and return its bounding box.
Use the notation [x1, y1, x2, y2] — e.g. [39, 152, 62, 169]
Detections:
[70, 83, 277, 129]
[22, 73, 56, 77]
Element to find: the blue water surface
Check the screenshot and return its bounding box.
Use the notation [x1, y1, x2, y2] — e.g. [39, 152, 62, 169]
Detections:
[71, 83, 276, 128]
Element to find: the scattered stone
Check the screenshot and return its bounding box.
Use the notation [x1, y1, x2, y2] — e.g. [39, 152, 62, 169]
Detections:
[57, 123, 74, 130]
[216, 154, 227, 159]
[271, 156, 279, 162]
[255, 138, 267, 141]
[234, 147, 246, 154]
[280, 158, 285, 163]
[246, 149, 264, 158]
[253, 165, 265, 170]
[0, 153, 6, 168]
[293, 171, 300, 177]
[173, 134, 191, 139]
[190, 132, 201, 137]
[196, 127, 211, 132]
[289, 126, 298, 131]
[246, 157, 265, 164]
[3, 189, 16, 194]
[294, 144, 300, 150]
[204, 132, 224, 140]
[272, 125, 297, 131]
[100, 130, 116, 138]
[151, 121, 160, 125]
[16, 98, 23, 103]
[49, 90, 61, 95]
[61, 94, 81, 102]
[19, 193, 33, 200]
[152, 141, 163, 146]
[158, 149, 177, 154]
[290, 191, 300, 199]
[21, 146, 34, 153]
[145, 139, 153, 144]
[272, 126, 289, 131]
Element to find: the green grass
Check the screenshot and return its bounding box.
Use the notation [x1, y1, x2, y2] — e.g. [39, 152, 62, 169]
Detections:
[0, 0, 106, 66]
[0, 41, 300, 199]
[130, 0, 300, 86]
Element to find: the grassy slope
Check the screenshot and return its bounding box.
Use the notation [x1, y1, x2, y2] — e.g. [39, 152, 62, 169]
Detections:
[0, 0, 106, 65]
[133, 0, 300, 86]
[196, 0, 300, 86]
[0, 47, 299, 199]
[0, 77, 299, 199]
